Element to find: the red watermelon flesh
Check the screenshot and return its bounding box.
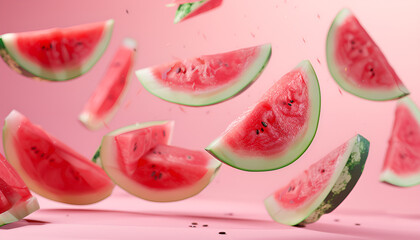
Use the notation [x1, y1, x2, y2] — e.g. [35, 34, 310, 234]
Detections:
[115, 122, 173, 175]
[3, 110, 114, 204]
[79, 38, 137, 130]
[206, 60, 320, 171]
[0, 153, 39, 226]
[225, 69, 310, 155]
[0, 20, 113, 81]
[132, 144, 210, 190]
[381, 97, 420, 186]
[16, 23, 104, 70]
[153, 45, 259, 92]
[326, 9, 408, 101]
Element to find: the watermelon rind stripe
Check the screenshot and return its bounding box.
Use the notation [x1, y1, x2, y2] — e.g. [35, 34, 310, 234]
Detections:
[174, 0, 206, 23]
[0, 196, 39, 226]
[264, 134, 369, 226]
[0, 20, 114, 81]
[136, 44, 272, 107]
[380, 97, 420, 187]
[326, 9, 409, 101]
[206, 60, 321, 172]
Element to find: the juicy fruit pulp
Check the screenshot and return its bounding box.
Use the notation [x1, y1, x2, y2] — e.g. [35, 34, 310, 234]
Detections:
[380, 97, 420, 187]
[3, 110, 114, 205]
[206, 60, 320, 171]
[79, 38, 137, 130]
[136, 44, 271, 106]
[0, 153, 39, 226]
[99, 121, 221, 202]
[326, 9, 409, 101]
[265, 135, 369, 226]
[174, 0, 222, 23]
[0, 19, 113, 81]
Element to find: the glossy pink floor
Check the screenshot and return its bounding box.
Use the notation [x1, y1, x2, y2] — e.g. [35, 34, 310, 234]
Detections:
[1, 0, 420, 239]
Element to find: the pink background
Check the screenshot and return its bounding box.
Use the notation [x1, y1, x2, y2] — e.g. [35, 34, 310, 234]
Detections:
[1, 0, 420, 239]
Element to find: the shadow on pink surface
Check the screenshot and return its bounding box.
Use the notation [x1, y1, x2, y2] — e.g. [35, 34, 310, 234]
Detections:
[0, 219, 49, 230]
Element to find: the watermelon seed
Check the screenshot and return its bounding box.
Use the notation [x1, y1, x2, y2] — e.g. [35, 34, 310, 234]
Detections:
[288, 103, 292, 106]
[133, 143, 137, 152]
[176, 67, 181, 74]
[219, 232, 226, 235]
[187, 155, 191, 159]
[50, 43, 53, 49]
[203, 224, 208, 227]
[153, 151, 157, 154]
[191, 222, 197, 225]
[35, 150, 40, 154]
[260, 128, 264, 132]
[261, 121, 268, 127]
[321, 169, 325, 173]
[224, 63, 229, 67]
[40, 153, 45, 158]
[75, 42, 83, 46]
[152, 164, 156, 168]
[290, 100, 294, 103]
[163, 130, 166, 137]
[49, 159, 54, 163]
[256, 129, 260, 135]
[151, 171, 156, 177]
[355, 223, 361, 226]
[31, 146, 37, 150]
[158, 173, 162, 179]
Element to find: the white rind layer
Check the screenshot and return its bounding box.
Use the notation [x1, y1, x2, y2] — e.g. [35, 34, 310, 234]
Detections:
[0, 196, 39, 226]
[136, 44, 272, 106]
[326, 9, 409, 101]
[206, 60, 321, 171]
[0, 20, 114, 81]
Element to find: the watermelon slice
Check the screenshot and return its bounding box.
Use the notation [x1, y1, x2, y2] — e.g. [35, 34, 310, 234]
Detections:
[0, 153, 39, 226]
[174, 0, 222, 23]
[166, 0, 202, 7]
[136, 44, 271, 106]
[99, 121, 221, 202]
[265, 134, 370, 226]
[206, 60, 321, 171]
[0, 20, 114, 81]
[79, 38, 137, 130]
[3, 110, 114, 205]
[326, 9, 409, 101]
[380, 97, 420, 187]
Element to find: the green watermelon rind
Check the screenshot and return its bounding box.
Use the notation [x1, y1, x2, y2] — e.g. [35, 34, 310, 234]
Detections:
[0, 196, 39, 226]
[264, 134, 369, 226]
[206, 60, 321, 172]
[0, 20, 114, 81]
[2, 110, 114, 205]
[326, 9, 409, 101]
[136, 44, 272, 107]
[174, 0, 206, 24]
[380, 97, 420, 187]
[99, 121, 222, 202]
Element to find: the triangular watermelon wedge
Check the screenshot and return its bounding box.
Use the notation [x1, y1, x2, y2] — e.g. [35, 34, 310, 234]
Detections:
[206, 60, 321, 171]
[0, 20, 114, 81]
[174, 0, 222, 23]
[326, 9, 409, 101]
[380, 97, 420, 187]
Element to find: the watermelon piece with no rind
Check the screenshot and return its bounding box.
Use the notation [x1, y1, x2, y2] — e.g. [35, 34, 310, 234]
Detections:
[0, 153, 39, 226]
[3, 110, 114, 205]
[136, 43, 271, 106]
[326, 8, 409, 101]
[265, 134, 369, 226]
[380, 97, 420, 187]
[174, 0, 222, 23]
[0, 20, 113, 81]
[99, 122, 221, 202]
[79, 38, 137, 130]
[206, 60, 320, 171]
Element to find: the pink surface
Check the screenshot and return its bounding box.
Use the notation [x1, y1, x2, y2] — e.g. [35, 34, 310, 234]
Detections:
[1, 0, 420, 239]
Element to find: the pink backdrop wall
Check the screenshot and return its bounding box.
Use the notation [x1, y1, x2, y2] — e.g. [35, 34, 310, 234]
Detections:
[0, 0, 419, 214]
